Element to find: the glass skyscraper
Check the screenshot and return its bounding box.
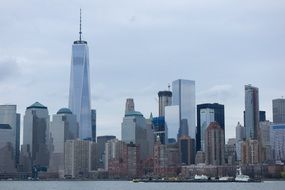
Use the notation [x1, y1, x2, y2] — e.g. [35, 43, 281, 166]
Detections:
[172, 79, 196, 139]
[68, 14, 92, 140]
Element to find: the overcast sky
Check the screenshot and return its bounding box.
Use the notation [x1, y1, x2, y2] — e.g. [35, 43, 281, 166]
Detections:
[0, 0, 284, 140]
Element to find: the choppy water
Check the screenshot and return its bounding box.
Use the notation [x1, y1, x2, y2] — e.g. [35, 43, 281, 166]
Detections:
[0, 180, 284, 190]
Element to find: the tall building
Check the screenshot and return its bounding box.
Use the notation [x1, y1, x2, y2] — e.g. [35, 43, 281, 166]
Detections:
[158, 90, 172, 117]
[152, 116, 167, 144]
[241, 139, 260, 164]
[49, 108, 78, 177]
[235, 122, 245, 161]
[225, 138, 236, 165]
[125, 98, 135, 114]
[165, 105, 179, 140]
[68, 11, 92, 140]
[270, 124, 285, 161]
[244, 85, 259, 140]
[196, 103, 225, 151]
[91, 109, 96, 142]
[272, 98, 285, 124]
[259, 111, 266, 122]
[0, 105, 20, 170]
[121, 99, 149, 159]
[172, 79, 196, 139]
[178, 135, 195, 165]
[21, 102, 50, 171]
[64, 139, 90, 178]
[205, 122, 225, 165]
[97, 135, 116, 168]
[259, 121, 272, 162]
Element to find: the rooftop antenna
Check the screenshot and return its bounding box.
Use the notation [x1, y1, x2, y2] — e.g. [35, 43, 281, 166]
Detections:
[168, 83, 171, 91]
[79, 9, 82, 41]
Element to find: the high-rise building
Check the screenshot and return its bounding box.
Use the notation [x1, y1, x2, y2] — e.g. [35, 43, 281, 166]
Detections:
[165, 105, 179, 140]
[225, 138, 236, 165]
[196, 103, 225, 151]
[270, 124, 285, 161]
[241, 139, 260, 164]
[0, 105, 20, 172]
[91, 109, 96, 142]
[21, 102, 50, 171]
[68, 11, 92, 140]
[64, 139, 90, 178]
[97, 135, 116, 169]
[235, 122, 245, 161]
[178, 135, 195, 165]
[244, 85, 259, 140]
[259, 111, 266, 122]
[172, 79, 196, 139]
[158, 91, 172, 117]
[125, 98, 135, 114]
[259, 121, 272, 162]
[152, 116, 167, 144]
[121, 99, 148, 159]
[272, 98, 285, 124]
[205, 122, 225, 165]
[49, 108, 78, 177]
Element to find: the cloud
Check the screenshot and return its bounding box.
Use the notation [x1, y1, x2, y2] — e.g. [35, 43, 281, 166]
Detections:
[0, 58, 21, 81]
[199, 85, 234, 103]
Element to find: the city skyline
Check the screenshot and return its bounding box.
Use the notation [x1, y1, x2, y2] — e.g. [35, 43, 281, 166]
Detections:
[0, 1, 285, 140]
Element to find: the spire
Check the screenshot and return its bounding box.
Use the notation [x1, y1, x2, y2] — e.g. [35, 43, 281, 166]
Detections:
[79, 8, 82, 41]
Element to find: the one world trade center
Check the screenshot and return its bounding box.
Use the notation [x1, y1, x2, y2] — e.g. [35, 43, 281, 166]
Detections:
[68, 10, 92, 140]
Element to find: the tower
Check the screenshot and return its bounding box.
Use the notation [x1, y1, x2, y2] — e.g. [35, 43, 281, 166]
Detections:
[68, 10, 92, 140]
[272, 98, 285, 124]
[158, 90, 172, 117]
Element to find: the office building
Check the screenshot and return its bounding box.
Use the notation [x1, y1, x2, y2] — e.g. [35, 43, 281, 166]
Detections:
[235, 122, 245, 161]
[270, 124, 285, 161]
[259, 121, 272, 162]
[64, 139, 90, 178]
[49, 108, 78, 177]
[125, 98, 134, 114]
[196, 103, 225, 151]
[0, 105, 20, 169]
[121, 99, 148, 159]
[178, 135, 195, 165]
[158, 90, 172, 117]
[21, 102, 50, 171]
[205, 122, 225, 165]
[172, 79, 196, 139]
[241, 139, 260, 164]
[272, 98, 285, 124]
[152, 116, 167, 144]
[97, 135, 116, 168]
[165, 105, 180, 140]
[68, 11, 92, 140]
[244, 85, 259, 140]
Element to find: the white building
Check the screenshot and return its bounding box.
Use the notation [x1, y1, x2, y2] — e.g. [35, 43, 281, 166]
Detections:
[49, 108, 78, 177]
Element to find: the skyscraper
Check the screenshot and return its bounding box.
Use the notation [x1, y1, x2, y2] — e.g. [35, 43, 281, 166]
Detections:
[196, 103, 225, 151]
[21, 102, 50, 171]
[68, 10, 92, 140]
[272, 98, 285, 124]
[125, 98, 135, 114]
[172, 79, 196, 139]
[158, 90, 172, 117]
[244, 85, 259, 140]
[91, 109, 96, 142]
[49, 108, 78, 177]
[0, 105, 20, 167]
[205, 122, 225, 165]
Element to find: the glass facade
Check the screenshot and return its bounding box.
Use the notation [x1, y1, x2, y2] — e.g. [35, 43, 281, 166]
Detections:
[165, 105, 179, 140]
[245, 85, 259, 140]
[68, 41, 92, 140]
[200, 108, 215, 151]
[172, 79, 196, 139]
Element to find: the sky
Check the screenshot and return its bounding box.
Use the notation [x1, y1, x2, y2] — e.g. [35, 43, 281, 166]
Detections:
[0, 0, 284, 141]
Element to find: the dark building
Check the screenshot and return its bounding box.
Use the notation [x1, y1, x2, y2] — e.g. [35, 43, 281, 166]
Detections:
[91, 109, 96, 142]
[152, 116, 167, 144]
[196, 103, 225, 151]
[158, 91, 172, 117]
[97, 135, 116, 168]
[178, 135, 195, 165]
[243, 110, 266, 125]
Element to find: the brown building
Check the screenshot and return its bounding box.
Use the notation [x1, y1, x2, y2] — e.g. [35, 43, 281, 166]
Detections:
[241, 139, 260, 165]
[205, 122, 225, 165]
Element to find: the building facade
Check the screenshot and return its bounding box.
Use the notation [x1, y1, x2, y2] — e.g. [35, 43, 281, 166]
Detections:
[158, 91, 172, 117]
[68, 22, 92, 140]
[0, 105, 20, 172]
[205, 122, 225, 165]
[196, 103, 225, 151]
[272, 98, 285, 124]
[172, 79, 196, 139]
[49, 108, 78, 177]
[91, 109, 96, 142]
[270, 124, 285, 161]
[21, 102, 50, 172]
[244, 85, 259, 140]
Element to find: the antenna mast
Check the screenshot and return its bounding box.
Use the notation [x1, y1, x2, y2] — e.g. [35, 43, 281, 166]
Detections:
[79, 9, 82, 41]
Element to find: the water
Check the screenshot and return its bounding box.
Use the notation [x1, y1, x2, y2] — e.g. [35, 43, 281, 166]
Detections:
[0, 180, 284, 190]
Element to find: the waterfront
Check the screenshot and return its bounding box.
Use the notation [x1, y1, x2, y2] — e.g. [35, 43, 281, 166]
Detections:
[0, 181, 285, 190]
